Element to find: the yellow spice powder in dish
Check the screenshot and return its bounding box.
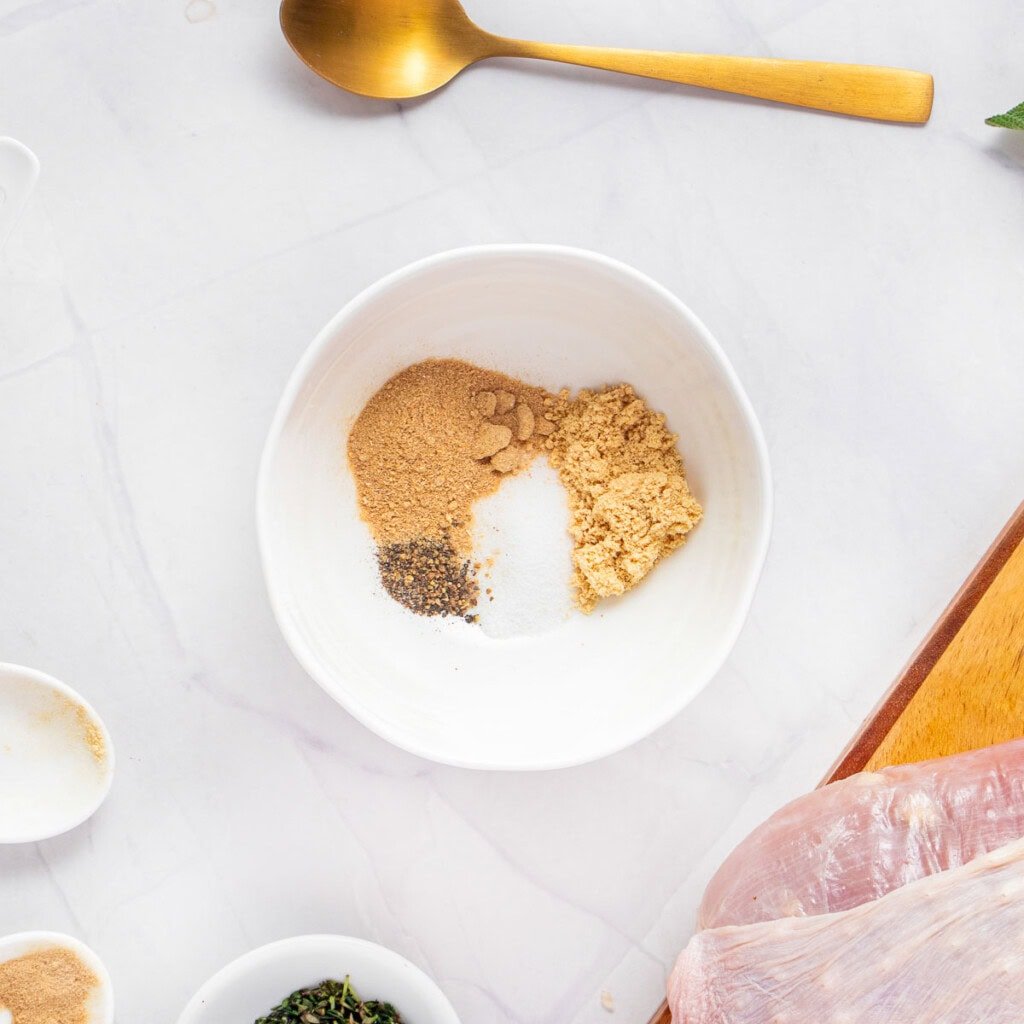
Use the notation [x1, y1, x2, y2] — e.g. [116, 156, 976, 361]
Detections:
[0, 946, 99, 1024]
[544, 383, 703, 612]
[34, 695, 107, 768]
[76, 706, 106, 766]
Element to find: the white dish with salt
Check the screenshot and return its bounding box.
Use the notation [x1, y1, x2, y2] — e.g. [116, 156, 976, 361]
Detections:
[0, 664, 114, 844]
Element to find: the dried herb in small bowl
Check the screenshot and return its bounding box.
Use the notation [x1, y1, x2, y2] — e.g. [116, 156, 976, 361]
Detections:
[255, 977, 402, 1024]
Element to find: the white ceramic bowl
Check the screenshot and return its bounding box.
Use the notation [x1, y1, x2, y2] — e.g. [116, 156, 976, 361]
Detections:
[258, 245, 771, 769]
[0, 931, 114, 1024]
[0, 663, 115, 843]
[178, 935, 460, 1024]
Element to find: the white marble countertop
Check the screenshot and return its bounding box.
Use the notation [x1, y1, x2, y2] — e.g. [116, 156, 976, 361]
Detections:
[1, 1, 1023, 1021]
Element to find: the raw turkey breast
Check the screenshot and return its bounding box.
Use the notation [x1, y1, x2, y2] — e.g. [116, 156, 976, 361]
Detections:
[671, 835, 1024, 1024]
[699, 739, 1024, 929]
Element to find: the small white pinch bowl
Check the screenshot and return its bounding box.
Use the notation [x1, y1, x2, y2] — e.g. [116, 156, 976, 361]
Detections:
[178, 935, 460, 1024]
[0, 931, 114, 1024]
[0, 663, 114, 843]
[258, 245, 772, 770]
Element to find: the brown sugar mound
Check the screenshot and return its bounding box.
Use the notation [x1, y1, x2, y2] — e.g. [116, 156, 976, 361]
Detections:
[545, 384, 703, 612]
[0, 946, 99, 1024]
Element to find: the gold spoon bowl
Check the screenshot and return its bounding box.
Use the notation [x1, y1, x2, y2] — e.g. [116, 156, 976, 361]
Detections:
[280, 0, 933, 122]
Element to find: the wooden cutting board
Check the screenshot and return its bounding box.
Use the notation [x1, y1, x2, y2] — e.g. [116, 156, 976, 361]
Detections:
[647, 499, 1024, 1024]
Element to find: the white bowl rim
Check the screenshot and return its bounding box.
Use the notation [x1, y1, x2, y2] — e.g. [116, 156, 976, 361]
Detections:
[256, 243, 774, 771]
[0, 929, 114, 1023]
[177, 933, 460, 1024]
[0, 662, 116, 843]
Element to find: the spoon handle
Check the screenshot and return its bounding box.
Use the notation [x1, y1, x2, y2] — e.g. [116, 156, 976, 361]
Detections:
[484, 39, 933, 123]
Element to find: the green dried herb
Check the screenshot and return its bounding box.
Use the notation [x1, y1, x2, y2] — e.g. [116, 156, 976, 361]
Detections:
[986, 101, 1024, 130]
[255, 977, 402, 1024]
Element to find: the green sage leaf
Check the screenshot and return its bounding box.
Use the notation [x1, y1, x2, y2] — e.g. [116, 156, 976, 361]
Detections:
[986, 101, 1024, 130]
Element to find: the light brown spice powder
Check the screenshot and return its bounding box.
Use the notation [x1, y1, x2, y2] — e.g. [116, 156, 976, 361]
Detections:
[348, 359, 553, 616]
[348, 359, 552, 552]
[545, 383, 703, 612]
[0, 946, 99, 1024]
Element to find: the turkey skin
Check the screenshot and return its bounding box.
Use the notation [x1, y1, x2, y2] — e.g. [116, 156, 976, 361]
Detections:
[672, 835, 1024, 1024]
[700, 739, 1024, 929]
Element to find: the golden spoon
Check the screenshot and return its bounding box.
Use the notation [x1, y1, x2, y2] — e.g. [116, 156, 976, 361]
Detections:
[280, 0, 933, 123]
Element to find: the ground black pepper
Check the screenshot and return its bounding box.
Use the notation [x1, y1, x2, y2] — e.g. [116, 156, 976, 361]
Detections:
[376, 534, 479, 619]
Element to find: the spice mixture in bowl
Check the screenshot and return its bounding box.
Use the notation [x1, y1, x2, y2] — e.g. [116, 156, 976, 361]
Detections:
[348, 360, 704, 621]
[0, 931, 114, 1024]
[177, 935, 459, 1024]
[258, 245, 771, 769]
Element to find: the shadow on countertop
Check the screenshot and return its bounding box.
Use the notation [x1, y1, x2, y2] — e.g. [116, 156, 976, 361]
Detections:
[986, 129, 1024, 172]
